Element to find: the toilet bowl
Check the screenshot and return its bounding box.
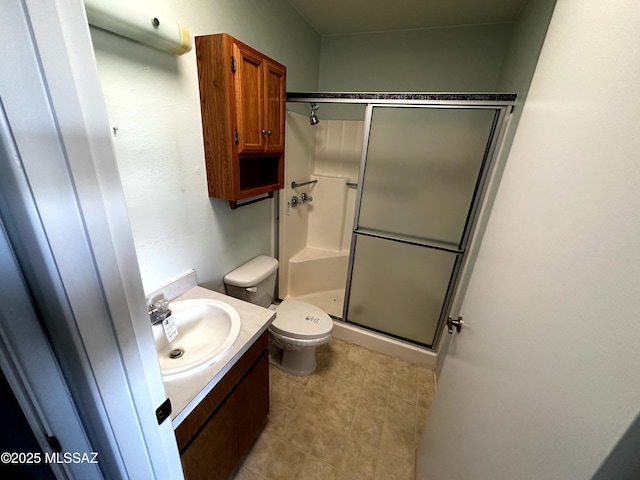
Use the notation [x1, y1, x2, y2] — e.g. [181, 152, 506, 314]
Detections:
[223, 255, 333, 376]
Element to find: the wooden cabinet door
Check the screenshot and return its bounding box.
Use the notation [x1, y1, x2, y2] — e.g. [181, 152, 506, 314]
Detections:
[234, 43, 264, 154]
[234, 352, 270, 454]
[180, 398, 238, 480]
[264, 60, 286, 153]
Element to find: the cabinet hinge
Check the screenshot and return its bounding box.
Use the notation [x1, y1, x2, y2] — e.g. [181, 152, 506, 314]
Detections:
[231, 56, 236, 73]
[234, 130, 239, 143]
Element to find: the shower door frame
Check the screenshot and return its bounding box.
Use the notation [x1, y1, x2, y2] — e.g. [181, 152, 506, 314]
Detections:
[285, 92, 515, 351]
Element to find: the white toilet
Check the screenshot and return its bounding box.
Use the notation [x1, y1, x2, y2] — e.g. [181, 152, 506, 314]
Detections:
[223, 255, 333, 376]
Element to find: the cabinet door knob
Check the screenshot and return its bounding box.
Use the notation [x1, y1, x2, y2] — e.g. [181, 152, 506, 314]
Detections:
[262, 129, 267, 135]
[267, 130, 272, 136]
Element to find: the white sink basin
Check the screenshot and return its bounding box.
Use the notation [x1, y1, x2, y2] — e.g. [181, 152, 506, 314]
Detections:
[153, 298, 241, 380]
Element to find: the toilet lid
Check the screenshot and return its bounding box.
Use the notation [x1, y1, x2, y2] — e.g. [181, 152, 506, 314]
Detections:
[271, 299, 333, 340]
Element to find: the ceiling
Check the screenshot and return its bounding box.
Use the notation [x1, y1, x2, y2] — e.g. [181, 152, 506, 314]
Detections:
[286, 0, 529, 35]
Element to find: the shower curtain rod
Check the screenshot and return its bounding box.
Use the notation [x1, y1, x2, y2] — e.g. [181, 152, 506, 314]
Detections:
[286, 92, 517, 106]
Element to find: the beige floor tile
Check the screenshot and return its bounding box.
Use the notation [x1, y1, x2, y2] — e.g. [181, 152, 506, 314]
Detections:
[357, 384, 389, 418]
[275, 367, 311, 387]
[284, 409, 321, 452]
[262, 404, 292, 439]
[237, 338, 436, 480]
[309, 425, 348, 468]
[299, 387, 330, 408]
[346, 343, 373, 367]
[415, 407, 429, 434]
[351, 408, 385, 449]
[363, 370, 392, 391]
[389, 375, 418, 406]
[338, 358, 367, 384]
[386, 397, 416, 433]
[305, 370, 339, 397]
[340, 439, 380, 480]
[270, 373, 306, 410]
[298, 456, 339, 480]
[380, 421, 416, 463]
[417, 390, 434, 410]
[416, 366, 434, 387]
[375, 452, 414, 480]
[392, 358, 419, 384]
[323, 398, 357, 434]
[291, 396, 327, 429]
[325, 337, 351, 355]
[243, 431, 277, 472]
[368, 350, 395, 374]
[333, 377, 363, 405]
[231, 466, 265, 480]
[264, 438, 307, 480]
[317, 351, 345, 376]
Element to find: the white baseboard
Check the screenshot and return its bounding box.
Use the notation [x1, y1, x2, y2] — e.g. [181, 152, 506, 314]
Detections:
[331, 320, 437, 370]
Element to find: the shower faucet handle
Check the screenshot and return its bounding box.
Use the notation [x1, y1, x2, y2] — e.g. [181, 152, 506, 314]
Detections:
[300, 192, 313, 204]
[290, 195, 299, 208]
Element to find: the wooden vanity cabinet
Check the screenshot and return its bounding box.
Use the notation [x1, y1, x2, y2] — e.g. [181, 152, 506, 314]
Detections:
[175, 332, 269, 480]
[195, 33, 286, 207]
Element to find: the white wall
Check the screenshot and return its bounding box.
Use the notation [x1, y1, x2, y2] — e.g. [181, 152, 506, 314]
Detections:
[420, 0, 640, 478]
[90, 0, 320, 293]
[318, 23, 512, 92]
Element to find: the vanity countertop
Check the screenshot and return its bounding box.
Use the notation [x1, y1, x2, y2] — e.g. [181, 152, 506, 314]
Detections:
[162, 286, 275, 428]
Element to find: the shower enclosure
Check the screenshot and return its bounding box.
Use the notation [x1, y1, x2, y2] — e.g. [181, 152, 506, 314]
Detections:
[280, 93, 514, 350]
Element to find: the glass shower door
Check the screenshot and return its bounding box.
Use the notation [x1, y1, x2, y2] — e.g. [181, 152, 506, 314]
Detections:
[344, 105, 500, 347]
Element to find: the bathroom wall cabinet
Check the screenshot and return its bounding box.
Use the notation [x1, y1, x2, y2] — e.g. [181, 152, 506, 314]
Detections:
[195, 33, 286, 208]
[175, 331, 269, 480]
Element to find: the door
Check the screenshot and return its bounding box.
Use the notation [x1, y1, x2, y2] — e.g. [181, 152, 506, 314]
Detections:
[0, 218, 99, 479]
[264, 60, 286, 153]
[2, 1, 183, 478]
[344, 105, 500, 348]
[234, 43, 264, 153]
[416, 3, 640, 479]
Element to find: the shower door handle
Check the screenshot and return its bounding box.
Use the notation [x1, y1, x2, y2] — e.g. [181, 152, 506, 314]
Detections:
[447, 316, 464, 334]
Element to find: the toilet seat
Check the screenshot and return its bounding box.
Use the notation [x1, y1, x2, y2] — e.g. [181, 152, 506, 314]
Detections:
[270, 299, 333, 340]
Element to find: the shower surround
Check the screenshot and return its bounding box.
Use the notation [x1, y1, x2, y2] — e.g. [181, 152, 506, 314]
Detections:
[278, 111, 363, 317]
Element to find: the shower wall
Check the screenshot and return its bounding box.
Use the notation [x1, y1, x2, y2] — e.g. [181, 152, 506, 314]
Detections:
[278, 111, 364, 315]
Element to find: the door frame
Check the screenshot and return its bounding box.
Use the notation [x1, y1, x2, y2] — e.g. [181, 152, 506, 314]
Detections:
[1, 1, 183, 478]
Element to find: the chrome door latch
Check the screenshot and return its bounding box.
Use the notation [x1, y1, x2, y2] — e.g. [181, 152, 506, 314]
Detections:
[447, 316, 464, 334]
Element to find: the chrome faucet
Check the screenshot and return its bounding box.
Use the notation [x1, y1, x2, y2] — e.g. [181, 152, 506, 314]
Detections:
[149, 300, 172, 326]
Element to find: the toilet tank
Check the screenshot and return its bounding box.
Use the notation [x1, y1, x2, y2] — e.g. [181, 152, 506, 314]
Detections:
[223, 255, 278, 308]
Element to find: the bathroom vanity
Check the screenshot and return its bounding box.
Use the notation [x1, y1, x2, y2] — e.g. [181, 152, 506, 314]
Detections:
[175, 331, 268, 480]
[155, 283, 274, 480]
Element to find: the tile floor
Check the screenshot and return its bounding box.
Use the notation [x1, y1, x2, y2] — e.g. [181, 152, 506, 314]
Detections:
[231, 337, 436, 480]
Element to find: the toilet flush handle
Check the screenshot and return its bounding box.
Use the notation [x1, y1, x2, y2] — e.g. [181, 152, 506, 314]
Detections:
[245, 287, 258, 293]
